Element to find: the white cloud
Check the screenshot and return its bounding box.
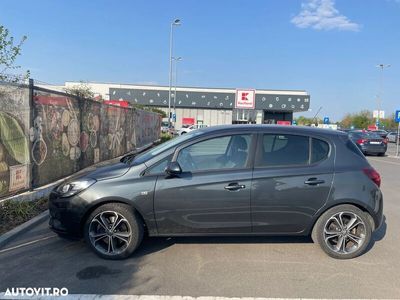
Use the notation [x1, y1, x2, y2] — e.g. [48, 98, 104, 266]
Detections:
[291, 0, 361, 31]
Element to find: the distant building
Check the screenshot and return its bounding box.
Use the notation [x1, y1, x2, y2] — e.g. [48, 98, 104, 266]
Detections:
[41, 81, 310, 129]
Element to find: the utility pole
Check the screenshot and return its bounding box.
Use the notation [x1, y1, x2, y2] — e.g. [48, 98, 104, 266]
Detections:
[168, 19, 181, 128]
[376, 64, 391, 128]
[172, 56, 182, 127]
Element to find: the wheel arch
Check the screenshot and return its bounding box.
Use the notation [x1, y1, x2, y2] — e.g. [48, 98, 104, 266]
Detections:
[79, 197, 150, 236]
[308, 200, 376, 236]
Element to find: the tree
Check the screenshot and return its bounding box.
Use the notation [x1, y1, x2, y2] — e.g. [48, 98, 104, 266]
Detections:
[0, 25, 29, 83]
[132, 104, 167, 118]
[295, 115, 321, 126]
[338, 110, 397, 130]
[379, 114, 397, 130]
[351, 110, 372, 129]
[64, 82, 95, 100]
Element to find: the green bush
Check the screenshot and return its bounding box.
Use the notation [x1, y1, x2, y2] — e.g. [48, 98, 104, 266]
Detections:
[0, 197, 48, 235]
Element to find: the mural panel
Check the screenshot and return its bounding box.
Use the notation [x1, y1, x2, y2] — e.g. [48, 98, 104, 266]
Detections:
[0, 82, 161, 197]
[31, 90, 81, 187]
[0, 84, 31, 197]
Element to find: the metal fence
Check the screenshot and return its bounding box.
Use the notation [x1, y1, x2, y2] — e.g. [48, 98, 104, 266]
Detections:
[0, 80, 161, 198]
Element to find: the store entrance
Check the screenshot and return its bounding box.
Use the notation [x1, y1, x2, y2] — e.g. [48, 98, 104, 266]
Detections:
[232, 109, 257, 124]
[263, 111, 293, 124]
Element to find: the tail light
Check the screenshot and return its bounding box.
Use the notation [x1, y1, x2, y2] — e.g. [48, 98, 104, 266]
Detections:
[356, 139, 367, 144]
[383, 138, 388, 144]
[363, 167, 381, 187]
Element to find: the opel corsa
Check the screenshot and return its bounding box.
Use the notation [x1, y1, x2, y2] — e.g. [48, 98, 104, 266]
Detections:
[49, 125, 383, 259]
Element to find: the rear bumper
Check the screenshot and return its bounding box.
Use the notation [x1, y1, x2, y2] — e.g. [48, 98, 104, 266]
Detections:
[359, 145, 387, 154]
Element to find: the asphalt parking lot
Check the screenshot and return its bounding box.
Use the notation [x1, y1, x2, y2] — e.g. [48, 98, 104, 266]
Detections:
[0, 146, 399, 298]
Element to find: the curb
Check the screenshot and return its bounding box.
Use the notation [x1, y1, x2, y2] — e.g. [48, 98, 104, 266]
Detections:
[0, 210, 49, 249]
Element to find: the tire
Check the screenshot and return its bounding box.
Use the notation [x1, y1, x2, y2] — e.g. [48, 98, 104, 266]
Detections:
[84, 203, 143, 260]
[312, 204, 372, 259]
[378, 152, 385, 157]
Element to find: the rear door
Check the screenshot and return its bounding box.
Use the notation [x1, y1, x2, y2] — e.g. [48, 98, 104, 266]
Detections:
[251, 132, 334, 234]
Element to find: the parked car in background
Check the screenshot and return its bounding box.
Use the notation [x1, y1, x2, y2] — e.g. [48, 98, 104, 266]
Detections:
[348, 130, 387, 156]
[370, 129, 389, 143]
[178, 124, 208, 135]
[387, 131, 400, 143]
[369, 129, 388, 141]
[49, 125, 383, 260]
[161, 122, 176, 135]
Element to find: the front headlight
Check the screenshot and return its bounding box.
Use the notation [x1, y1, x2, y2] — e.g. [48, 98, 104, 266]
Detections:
[56, 178, 96, 197]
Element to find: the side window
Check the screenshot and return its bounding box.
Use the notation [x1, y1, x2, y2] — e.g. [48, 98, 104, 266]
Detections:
[145, 155, 172, 175]
[311, 138, 330, 163]
[177, 135, 251, 172]
[257, 134, 310, 167]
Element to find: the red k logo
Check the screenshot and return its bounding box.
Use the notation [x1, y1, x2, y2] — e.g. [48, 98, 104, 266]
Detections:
[236, 89, 255, 109]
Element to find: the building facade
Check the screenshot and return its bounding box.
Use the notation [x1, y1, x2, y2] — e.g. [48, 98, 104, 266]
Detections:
[44, 82, 311, 129]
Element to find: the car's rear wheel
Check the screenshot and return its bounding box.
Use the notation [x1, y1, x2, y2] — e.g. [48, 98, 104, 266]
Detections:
[378, 152, 385, 156]
[84, 203, 143, 260]
[312, 205, 372, 259]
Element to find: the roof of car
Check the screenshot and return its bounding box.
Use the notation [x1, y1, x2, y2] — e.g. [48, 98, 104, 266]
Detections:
[196, 124, 347, 136]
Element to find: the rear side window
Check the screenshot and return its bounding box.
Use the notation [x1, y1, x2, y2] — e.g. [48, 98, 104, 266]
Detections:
[311, 138, 330, 163]
[256, 134, 331, 167]
[257, 134, 310, 167]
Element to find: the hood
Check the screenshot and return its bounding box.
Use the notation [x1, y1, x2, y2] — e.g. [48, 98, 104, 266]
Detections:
[69, 161, 131, 182]
[87, 162, 131, 180]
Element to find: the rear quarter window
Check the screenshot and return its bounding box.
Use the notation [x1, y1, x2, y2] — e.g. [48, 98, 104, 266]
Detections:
[311, 138, 330, 163]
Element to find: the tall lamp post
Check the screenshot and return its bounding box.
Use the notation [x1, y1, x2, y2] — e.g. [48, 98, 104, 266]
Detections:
[172, 56, 182, 126]
[376, 64, 391, 128]
[168, 19, 181, 128]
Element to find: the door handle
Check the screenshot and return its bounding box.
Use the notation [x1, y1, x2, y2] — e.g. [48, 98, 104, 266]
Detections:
[224, 183, 246, 191]
[304, 178, 325, 185]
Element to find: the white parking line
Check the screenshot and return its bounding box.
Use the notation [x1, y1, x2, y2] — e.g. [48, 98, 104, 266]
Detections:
[0, 235, 56, 254]
[368, 157, 400, 166]
[0, 294, 365, 300]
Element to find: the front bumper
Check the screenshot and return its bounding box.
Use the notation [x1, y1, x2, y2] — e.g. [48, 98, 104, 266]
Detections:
[48, 191, 85, 237]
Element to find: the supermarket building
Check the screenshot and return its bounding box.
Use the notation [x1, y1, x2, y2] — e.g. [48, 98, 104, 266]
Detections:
[47, 82, 311, 129]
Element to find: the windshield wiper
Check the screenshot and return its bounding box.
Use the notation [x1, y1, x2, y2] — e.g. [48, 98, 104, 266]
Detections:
[120, 153, 136, 164]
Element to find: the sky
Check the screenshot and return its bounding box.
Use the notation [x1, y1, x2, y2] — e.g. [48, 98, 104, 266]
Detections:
[1, 0, 399, 121]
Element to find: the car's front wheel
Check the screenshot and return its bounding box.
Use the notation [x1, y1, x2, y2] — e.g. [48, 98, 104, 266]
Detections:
[84, 203, 143, 259]
[312, 204, 372, 259]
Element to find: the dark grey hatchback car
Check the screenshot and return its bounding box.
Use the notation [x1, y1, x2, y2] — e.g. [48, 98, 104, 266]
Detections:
[49, 125, 383, 260]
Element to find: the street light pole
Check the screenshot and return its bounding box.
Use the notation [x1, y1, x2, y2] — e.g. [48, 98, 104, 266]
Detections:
[173, 56, 182, 126]
[376, 64, 391, 128]
[168, 19, 181, 128]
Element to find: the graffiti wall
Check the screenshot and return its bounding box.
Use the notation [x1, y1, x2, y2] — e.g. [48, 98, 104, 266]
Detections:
[0, 82, 161, 198]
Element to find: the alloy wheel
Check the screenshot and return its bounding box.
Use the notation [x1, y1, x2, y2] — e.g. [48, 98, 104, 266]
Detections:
[323, 211, 366, 254]
[88, 211, 132, 255]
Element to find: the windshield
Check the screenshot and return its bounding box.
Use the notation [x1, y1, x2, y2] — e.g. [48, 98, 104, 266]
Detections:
[367, 132, 382, 139]
[131, 130, 205, 165]
[350, 132, 382, 139]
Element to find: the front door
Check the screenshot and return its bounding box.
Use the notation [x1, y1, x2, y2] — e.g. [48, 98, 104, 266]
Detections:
[251, 133, 334, 234]
[154, 133, 254, 234]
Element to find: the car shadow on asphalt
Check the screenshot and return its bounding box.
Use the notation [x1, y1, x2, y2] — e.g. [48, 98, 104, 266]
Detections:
[365, 214, 387, 253]
[131, 235, 313, 258]
[132, 216, 387, 259]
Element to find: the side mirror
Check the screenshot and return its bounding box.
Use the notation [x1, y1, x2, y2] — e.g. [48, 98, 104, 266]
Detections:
[165, 161, 182, 177]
